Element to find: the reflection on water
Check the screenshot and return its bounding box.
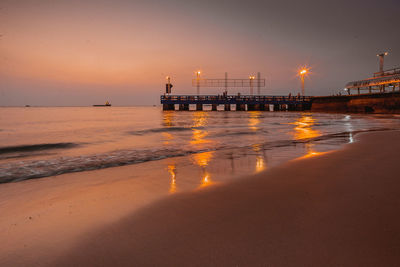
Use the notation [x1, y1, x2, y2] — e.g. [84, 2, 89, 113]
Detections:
[248, 111, 261, 131]
[167, 164, 177, 193]
[163, 111, 175, 127]
[292, 114, 324, 159]
[189, 112, 215, 187]
[162, 132, 174, 145]
[191, 112, 210, 145]
[291, 114, 321, 140]
[158, 111, 371, 194]
[249, 113, 266, 172]
[252, 143, 262, 152]
[344, 115, 354, 143]
[162, 112, 175, 145]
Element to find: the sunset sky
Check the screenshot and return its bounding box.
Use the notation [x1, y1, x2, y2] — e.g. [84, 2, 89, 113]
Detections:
[1, 0, 399, 106]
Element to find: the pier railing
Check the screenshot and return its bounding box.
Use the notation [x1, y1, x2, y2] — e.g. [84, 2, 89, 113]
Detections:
[161, 95, 312, 104]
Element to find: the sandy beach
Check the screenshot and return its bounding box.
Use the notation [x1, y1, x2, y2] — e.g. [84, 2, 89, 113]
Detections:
[2, 130, 400, 266]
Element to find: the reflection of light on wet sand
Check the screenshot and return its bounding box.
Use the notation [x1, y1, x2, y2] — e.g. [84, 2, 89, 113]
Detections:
[193, 151, 214, 167]
[291, 115, 324, 159]
[200, 171, 213, 187]
[191, 112, 210, 145]
[167, 164, 177, 193]
[255, 156, 266, 173]
[344, 115, 354, 143]
[297, 143, 326, 159]
[291, 114, 321, 140]
[349, 132, 354, 143]
[248, 111, 261, 131]
[192, 151, 214, 188]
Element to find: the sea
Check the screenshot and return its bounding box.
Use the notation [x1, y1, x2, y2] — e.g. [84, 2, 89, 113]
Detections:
[1, 106, 399, 187]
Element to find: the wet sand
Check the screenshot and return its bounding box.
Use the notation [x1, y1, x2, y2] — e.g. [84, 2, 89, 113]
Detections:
[2, 131, 400, 266]
[55, 130, 400, 266]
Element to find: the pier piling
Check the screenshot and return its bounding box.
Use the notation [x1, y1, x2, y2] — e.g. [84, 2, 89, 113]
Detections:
[161, 95, 312, 112]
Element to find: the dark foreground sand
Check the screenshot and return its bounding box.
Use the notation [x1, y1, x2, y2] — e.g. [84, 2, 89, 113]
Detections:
[52, 131, 400, 266]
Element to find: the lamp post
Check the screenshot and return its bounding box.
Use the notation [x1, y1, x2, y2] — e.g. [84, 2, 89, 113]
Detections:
[196, 71, 201, 96]
[299, 68, 308, 96]
[249, 75, 255, 95]
[377, 52, 388, 74]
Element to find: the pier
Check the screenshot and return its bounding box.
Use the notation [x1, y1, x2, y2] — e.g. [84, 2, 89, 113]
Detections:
[161, 95, 312, 111]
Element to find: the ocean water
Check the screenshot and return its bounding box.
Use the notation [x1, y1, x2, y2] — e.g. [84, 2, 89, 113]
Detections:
[0, 106, 399, 184]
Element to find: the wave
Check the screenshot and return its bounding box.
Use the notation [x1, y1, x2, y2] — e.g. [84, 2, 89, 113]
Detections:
[0, 127, 393, 184]
[128, 127, 202, 135]
[0, 143, 78, 154]
[0, 147, 216, 184]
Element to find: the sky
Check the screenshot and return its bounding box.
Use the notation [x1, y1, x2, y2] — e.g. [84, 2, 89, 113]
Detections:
[1, 0, 399, 106]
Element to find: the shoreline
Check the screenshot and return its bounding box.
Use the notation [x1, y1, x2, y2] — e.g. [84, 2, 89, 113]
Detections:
[1, 130, 400, 266]
[55, 130, 400, 266]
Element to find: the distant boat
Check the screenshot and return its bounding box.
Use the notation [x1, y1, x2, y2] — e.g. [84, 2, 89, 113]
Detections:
[25, 105, 30, 107]
[93, 101, 111, 107]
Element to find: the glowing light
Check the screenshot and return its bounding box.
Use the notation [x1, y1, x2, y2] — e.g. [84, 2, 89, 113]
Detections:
[297, 65, 311, 77]
[190, 112, 211, 145]
[255, 156, 266, 173]
[163, 111, 175, 127]
[290, 114, 321, 140]
[162, 132, 173, 145]
[248, 111, 261, 131]
[192, 151, 215, 188]
[167, 164, 177, 193]
[192, 151, 213, 167]
[200, 172, 212, 187]
[296, 143, 326, 160]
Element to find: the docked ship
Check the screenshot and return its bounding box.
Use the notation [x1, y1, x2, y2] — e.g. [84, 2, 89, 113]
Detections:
[312, 52, 400, 113]
[93, 101, 111, 107]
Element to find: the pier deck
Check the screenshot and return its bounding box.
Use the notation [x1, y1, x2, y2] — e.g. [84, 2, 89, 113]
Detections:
[161, 95, 312, 111]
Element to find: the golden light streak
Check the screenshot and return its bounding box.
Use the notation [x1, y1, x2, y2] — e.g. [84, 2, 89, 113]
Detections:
[162, 111, 175, 145]
[200, 171, 213, 188]
[190, 111, 211, 145]
[163, 111, 175, 127]
[192, 151, 214, 167]
[192, 151, 214, 188]
[290, 114, 321, 140]
[167, 164, 177, 193]
[255, 156, 266, 173]
[248, 111, 261, 131]
[297, 143, 326, 159]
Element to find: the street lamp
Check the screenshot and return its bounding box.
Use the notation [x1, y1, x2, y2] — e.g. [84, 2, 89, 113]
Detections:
[196, 71, 201, 95]
[298, 67, 309, 96]
[249, 75, 255, 95]
[377, 52, 389, 74]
